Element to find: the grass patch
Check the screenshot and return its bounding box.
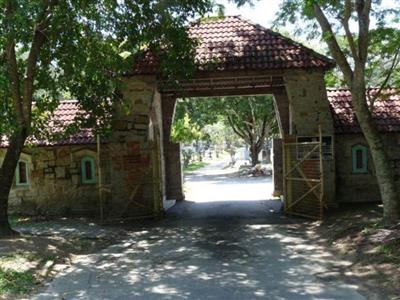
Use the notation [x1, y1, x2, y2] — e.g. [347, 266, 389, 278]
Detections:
[183, 161, 208, 173]
[1, 251, 38, 262]
[375, 240, 400, 264]
[0, 268, 35, 295]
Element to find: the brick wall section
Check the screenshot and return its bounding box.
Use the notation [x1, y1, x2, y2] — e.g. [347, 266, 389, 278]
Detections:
[161, 95, 184, 201]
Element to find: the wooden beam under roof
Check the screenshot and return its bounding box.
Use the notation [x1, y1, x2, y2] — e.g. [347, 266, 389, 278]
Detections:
[160, 75, 284, 96]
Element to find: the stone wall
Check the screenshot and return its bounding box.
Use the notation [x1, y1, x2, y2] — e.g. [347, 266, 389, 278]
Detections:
[2, 75, 167, 218]
[283, 70, 334, 136]
[1, 145, 106, 216]
[335, 133, 400, 203]
[108, 75, 164, 218]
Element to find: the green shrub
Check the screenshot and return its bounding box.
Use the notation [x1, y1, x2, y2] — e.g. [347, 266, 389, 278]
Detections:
[0, 268, 35, 295]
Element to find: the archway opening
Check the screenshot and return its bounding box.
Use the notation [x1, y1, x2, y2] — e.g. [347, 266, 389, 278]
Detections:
[165, 93, 285, 219]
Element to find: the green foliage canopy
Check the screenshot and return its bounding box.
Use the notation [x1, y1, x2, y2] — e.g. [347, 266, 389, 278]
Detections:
[172, 95, 278, 150]
[171, 113, 203, 144]
[276, 0, 400, 89]
[0, 0, 213, 139]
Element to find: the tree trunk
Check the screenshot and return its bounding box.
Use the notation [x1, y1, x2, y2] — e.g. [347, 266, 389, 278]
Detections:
[0, 128, 28, 237]
[352, 86, 400, 225]
[311, 1, 399, 224]
[265, 147, 271, 164]
[250, 144, 261, 166]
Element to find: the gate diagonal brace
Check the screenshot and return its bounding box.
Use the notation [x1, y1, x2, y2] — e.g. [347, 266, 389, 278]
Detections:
[286, 182, 321, 211]
[293, 165, 321, 200]
[285, 143, 319, 177]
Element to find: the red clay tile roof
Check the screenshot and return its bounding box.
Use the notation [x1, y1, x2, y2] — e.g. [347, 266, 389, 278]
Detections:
[0, 100, 96, 148]
[35, 100, 97, 146]
[132, 16, 334, 74]
[52, 100, 82, 124]
[328, 88, 400, 133]
[33, 128, 95, 147]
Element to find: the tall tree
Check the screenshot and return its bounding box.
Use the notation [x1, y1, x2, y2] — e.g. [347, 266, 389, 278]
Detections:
[224, 96, 277, 166]
[0, 0, 212, 237]
[277, 0, 400, 224]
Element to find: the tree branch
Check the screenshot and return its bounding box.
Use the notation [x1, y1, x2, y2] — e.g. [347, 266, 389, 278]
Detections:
[313, 1, 354, 82]
[342, 0, 359, 61]
[23, 0, 58, 126]
[255, 116, 268, 149]
[368, 49, 400, 110]
[4, 1, 24, 126]
[227, 116, 248, 143]
[244, 117, 254, 144]
[356, 0, 371, 65]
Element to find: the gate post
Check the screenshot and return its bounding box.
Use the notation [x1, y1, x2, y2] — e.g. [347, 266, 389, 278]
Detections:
[272, 138, 283, 197]
[162, 96, 184, 201]
[107, 75, 162, 218]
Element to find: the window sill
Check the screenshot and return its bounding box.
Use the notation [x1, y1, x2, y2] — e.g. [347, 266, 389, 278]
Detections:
[82, 181, 97, 185]
[15, 184, 30, 189]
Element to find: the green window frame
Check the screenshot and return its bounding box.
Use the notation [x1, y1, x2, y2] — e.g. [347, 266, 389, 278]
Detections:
[352, 145, 368, 173]
[16, 160, 29, 186]
[81, 156, 96, 184]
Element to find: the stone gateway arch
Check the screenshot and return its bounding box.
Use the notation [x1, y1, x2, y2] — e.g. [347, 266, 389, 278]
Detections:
[5, 16, 399, 219]
[111, 16, 336, 219]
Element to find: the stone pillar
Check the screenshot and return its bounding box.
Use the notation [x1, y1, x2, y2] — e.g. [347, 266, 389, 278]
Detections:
[284, 70, 336, 206]
[107, 76, 162, 218]
[284, 70, 334, 136]
[272, 89, 289, 198]
[272, 88, 290, 136]
[161, 96, 184, 201]
[272, 138, 283, 197]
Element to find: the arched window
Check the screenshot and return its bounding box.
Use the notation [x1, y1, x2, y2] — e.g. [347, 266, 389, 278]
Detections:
[16, 160, 29, 186]
[81, 156, 96, 184]
[352, 145, 368, 173]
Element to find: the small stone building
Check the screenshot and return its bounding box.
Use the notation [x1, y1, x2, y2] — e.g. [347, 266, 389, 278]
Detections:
[0, 101, 107, 216]
[328, 88, 400, 203]
[1, 16, 399, 218]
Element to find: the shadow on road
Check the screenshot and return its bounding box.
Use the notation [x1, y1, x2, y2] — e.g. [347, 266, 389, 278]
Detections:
[33, 211, 364, 300]
[166, 200, 292, 225]
[32, 160, 366, 299]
